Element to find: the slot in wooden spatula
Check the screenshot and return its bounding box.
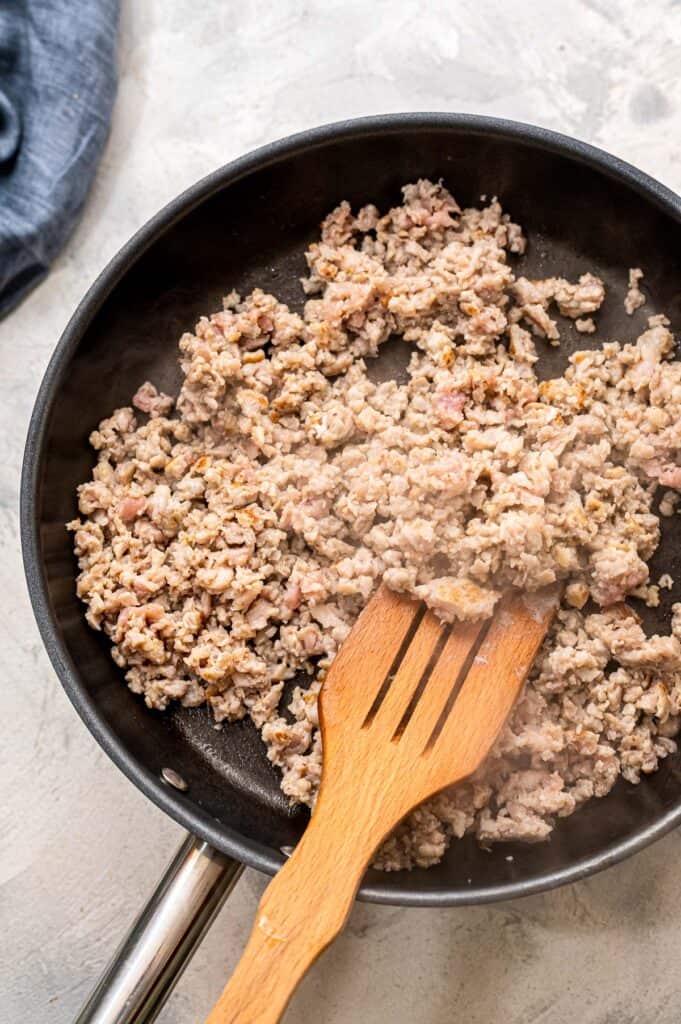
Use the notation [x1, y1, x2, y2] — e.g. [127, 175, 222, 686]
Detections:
[206, 582, 560, 1024]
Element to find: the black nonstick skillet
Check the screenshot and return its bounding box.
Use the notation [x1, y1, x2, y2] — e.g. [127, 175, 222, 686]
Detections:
[21, 113, 681, 1022]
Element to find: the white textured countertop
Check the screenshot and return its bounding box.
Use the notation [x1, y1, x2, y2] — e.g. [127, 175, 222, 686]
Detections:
[2, 2, 681, 1021]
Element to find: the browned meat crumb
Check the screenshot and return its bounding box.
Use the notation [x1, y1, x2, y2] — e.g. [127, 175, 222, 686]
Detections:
[511, 273, 604, 345]
[659, 491, 680, 517]
[625, 267, 646, 315]
[69, 180, 681, 870]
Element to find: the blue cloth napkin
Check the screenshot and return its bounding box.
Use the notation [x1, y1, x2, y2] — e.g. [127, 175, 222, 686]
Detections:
[0, 0, 119, 318]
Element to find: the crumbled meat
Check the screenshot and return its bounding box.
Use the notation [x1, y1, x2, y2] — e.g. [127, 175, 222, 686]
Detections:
[625, 267, 646, 315]
[414, 577, 500, 622]
[132, 382, 175, 417]
[659, 491, 680, 517]
[70, 180, 681, 870]
[511, 272, 604, 344]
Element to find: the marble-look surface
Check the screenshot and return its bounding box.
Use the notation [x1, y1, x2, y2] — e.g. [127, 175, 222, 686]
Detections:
[2, 1, 681, 1021]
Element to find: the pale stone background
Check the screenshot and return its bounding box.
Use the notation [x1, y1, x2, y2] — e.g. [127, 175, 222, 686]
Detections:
[2, 1, 681, 1021]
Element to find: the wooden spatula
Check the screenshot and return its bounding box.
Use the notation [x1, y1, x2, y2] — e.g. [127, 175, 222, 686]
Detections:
[206, 582, 560, 1024]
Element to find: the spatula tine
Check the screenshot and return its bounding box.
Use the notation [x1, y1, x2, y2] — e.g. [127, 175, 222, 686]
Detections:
[363, 609, 444, 737]
[397, 617, 486, 751]
[319, 584, 421, 731]
[423, 587, 559, 776]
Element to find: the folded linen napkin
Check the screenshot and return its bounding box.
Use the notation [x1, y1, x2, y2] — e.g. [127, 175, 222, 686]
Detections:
[0, 0, 119, 317]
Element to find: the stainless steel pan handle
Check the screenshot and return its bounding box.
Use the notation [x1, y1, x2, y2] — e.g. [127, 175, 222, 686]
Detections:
[75, 834, 244, 1024]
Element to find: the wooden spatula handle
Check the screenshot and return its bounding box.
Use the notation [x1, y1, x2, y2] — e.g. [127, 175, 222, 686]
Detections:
[206, 790, 376, 1024]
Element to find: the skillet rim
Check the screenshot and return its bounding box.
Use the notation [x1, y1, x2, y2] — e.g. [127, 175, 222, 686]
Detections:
[20, 111, 681, 907]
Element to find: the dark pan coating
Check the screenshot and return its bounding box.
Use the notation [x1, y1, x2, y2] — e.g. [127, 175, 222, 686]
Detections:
[21, 114, 681, 906]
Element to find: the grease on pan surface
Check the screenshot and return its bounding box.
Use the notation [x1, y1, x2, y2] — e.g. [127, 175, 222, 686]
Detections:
[69, 181, 681, 869]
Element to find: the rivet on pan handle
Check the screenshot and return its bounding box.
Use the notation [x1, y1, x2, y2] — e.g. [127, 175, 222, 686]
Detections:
[75, 835, 243, 1024]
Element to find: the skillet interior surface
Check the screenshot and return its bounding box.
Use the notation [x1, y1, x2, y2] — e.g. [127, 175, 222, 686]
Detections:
[22, 115, 681, 905]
